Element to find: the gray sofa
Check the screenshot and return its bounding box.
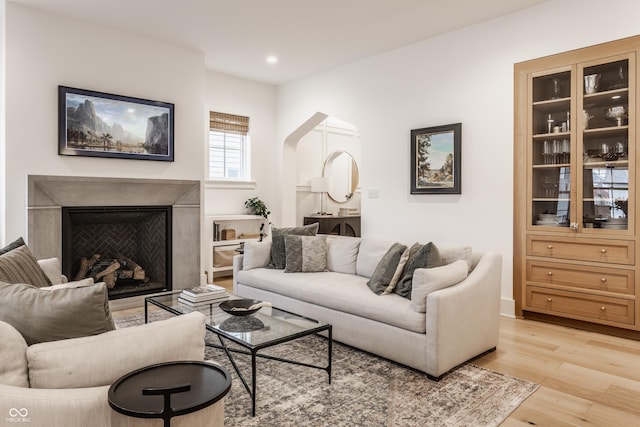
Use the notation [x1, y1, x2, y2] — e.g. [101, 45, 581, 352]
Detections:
[233, 236, 502, 380]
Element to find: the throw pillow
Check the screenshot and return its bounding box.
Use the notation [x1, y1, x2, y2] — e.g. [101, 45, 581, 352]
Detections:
[0, 281, 116, 345]
[366, 243, 407, 294]
[383, 246, 411, 295]
[0, 244, 52, 287]
[269, 223, 319, 269]
[0, 320, 29, 387]
[0, 237, 26, 256]
[242, 240, 272, 270]
[284, 235, 327, 273]
[326, 236, 361, 274]
[393, 242, 443, 299]
[410, 260, 469, 312]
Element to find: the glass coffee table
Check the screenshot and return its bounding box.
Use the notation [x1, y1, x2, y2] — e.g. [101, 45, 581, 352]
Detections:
[145, 291, 332, 416]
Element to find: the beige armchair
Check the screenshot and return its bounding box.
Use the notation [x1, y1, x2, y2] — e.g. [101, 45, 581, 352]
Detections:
[0, 312, 226, 427]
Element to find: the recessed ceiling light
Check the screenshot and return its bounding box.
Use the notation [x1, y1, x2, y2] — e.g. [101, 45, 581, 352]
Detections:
[266, 56, 278, 64]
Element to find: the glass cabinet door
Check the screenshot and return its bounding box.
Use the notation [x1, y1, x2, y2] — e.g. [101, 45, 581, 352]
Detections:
[530, 69, 573, 228]
[578, 55, 634, 233]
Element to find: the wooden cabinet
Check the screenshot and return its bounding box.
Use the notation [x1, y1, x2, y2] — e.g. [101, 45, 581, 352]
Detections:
[514, 36, 640, 335]
[303, 215, 361, 237]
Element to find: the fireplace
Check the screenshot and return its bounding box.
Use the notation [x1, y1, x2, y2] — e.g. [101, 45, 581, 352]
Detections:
[27, 175, 201, 298]
[62, 206, 172, 299]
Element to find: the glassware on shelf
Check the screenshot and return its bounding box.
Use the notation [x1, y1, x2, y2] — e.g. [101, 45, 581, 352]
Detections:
[542, 140, 551, 165]
[608, 66, 626, 90]
[584, 73, 601, 94]
[547, 114, 554, 134]
[582, 110, 594, 129]
[541, 175, 558, 198]
[614, 141, 626, 158]
[560, 139, 570, 163]
[551, 78, 561, 99]
[605, 105, 627, 126]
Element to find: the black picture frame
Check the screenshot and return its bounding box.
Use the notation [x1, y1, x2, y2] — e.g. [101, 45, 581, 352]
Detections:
[410, 123, 461, 194]
[58, 86, 174, 161]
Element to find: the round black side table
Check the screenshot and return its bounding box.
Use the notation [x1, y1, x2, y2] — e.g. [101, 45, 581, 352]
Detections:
[108, 361, 231, 427]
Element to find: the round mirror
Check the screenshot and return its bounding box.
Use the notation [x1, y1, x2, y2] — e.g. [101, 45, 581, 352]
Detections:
[322, 150, 359, 203]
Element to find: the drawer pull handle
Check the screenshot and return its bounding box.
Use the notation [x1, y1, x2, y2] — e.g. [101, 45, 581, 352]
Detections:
[547, 272, 553, 276]
[601, 306, 606, 311]
[601, 278, 607, 283]
[547, 297, 552, 302]
[601, 249, 607, 254]
[547, 245, 553, 249]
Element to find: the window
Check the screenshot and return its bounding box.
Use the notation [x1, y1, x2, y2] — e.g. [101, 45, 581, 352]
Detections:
[208, 111, 250, 180]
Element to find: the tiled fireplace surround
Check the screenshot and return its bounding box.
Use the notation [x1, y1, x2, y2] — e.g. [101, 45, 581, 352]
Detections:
[27, 175, 200, 308]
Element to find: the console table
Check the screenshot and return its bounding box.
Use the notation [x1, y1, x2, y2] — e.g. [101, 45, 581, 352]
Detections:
[304, 215, 361, 237]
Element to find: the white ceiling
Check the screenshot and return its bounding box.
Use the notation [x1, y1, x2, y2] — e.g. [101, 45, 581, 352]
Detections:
[11, 0, 551, 85]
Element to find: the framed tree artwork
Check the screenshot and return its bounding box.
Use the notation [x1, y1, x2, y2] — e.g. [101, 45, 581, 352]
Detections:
[410, 123, 461, 194]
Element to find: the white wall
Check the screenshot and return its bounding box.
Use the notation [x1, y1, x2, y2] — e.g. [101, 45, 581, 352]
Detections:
[5, 3, 205, 243]
[0, 0, 6, 245]
[203, 70, 278, 218]
[276, 0, 640, 316]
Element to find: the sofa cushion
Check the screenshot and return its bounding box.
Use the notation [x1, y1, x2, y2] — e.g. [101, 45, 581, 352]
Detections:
[27, 312, 206, 389]
[394, 242, 442, 298]
[242, 240, 272, 270]
[0, 281, 115, 345]
[0, 237, 26, 256]
[284, 235, 327, 273]
[355, 238, 395, 278]
[37, 257, 66, 284]
[0, 245, 51, 287]
[237, 268, 426, 333]
[269, 223, 319, 269]
[326, 236, 360, 274]
[367, 243, 407, 294]
[439, 246, 473, 270]
[0, 321, 29, 387]
[410, 260, 469, 312]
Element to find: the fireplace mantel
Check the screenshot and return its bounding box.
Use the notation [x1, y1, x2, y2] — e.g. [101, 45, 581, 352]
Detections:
[27, 175, 201, 291]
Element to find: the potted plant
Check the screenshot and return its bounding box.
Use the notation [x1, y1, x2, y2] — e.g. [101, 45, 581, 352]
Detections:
[245, 197, 271, 241]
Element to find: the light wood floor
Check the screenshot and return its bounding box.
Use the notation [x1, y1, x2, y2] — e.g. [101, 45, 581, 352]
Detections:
[114, 279, 640, 426]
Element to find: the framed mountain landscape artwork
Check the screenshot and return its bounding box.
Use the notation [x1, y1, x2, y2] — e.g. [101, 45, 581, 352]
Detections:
[58, 86, 174, 161]
[410, 123, 461, 194]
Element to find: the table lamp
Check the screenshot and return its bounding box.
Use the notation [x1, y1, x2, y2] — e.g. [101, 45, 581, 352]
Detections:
[310, 177, 330, 215]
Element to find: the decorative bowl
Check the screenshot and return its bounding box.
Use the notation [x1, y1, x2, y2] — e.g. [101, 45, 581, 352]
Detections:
[219, 299, 262, 316]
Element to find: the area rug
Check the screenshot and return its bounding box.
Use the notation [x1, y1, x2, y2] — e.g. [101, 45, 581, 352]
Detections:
[115, 312, 538, 426]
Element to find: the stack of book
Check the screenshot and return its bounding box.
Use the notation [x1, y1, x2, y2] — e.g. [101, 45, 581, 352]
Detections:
[178, 284, 229, 309]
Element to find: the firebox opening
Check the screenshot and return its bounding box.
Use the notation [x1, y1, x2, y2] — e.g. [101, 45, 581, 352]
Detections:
[62, 206, 172, 299]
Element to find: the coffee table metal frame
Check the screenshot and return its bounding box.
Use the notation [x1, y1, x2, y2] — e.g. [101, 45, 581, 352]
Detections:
[145, 291, 332, 416]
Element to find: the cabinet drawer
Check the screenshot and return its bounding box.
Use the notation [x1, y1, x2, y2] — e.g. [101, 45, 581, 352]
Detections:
[527, 236, 634, 265]
[526, 286, 634, 325]
[526, 261, 635, 295]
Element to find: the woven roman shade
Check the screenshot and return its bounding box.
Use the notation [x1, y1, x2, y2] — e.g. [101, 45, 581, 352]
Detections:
[209, 112, 249, 134]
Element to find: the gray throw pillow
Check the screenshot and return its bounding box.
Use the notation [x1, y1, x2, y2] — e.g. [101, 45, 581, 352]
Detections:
[269, 223, 319, 269]
[284, 235, 327, 273]
[367, 243, 407, 294]
[394, 242, 442, 299]
[0, 237, 26, 256]
[0, 244, 52, 287]
[0, 281, 116, 345]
